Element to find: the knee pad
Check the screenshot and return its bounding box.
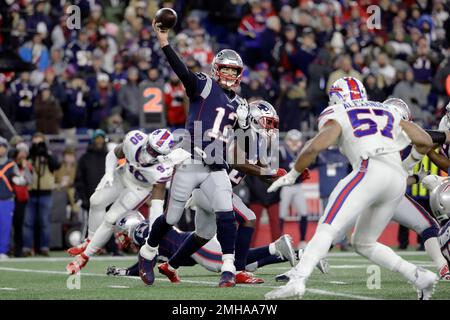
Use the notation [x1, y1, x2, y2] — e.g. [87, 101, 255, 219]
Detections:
[89, 191, 104, 208]
[104, 203, 128, 225]
[350, 234, 374, 255]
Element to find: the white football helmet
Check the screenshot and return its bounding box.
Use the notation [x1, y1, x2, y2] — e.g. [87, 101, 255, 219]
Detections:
[248, 100, 279, 136]
[384, 97, 412, 121]
[115, 211, 145, 235]
[138, 129, 174, 166]
[211, 49, 244, 89]
[429, 177, 450, 223]
[438, 101, 450, 130]
[328, 77, 367, 105]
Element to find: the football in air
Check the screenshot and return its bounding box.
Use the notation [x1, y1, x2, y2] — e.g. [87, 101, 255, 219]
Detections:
[155, 8, 178, 31]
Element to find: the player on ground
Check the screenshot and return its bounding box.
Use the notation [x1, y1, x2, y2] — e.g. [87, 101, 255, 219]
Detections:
[66, 129, 190, 274]
[265, 77, 438, 300]
[106, 212, 297, 278]
[139, 19, 250, 287]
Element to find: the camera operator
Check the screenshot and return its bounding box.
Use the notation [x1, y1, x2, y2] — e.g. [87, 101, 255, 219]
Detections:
[23, 132, 60, 257]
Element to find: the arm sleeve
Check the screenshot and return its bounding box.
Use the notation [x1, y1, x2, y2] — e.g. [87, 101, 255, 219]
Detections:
[105, 149, 118, 174]
[161, 45, 198, 97]
[425, 130, 446, 145]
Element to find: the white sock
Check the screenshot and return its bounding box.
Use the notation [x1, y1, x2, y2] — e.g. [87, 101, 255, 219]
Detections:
[393, 259, 418, 283]
[424, 237, 448, 270]
[84, 221, 113, 257]
[221, 253, 236, 274]
[355, 240, 418, 283]
[294, 224, 335, 279]
[139, 243, 158, 260]
[268, 243, 277, 255]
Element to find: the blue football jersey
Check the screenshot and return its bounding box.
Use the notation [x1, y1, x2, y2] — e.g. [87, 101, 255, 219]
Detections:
[185, 72, 244, 154]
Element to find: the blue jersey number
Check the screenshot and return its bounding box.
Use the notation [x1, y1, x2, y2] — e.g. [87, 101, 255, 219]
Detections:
[347, 108, 394, 139]
[128, 165, 149, 183]
[207, 107, 237, 142]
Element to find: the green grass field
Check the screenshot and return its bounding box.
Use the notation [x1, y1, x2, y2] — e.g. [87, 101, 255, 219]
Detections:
[0, 251, 448, 300]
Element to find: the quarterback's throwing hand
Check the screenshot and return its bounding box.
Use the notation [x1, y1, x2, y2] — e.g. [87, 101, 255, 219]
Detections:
[152, 19, 169, 47]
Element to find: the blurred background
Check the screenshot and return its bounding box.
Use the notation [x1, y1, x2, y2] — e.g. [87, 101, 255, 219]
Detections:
[0, 0, 449, 259]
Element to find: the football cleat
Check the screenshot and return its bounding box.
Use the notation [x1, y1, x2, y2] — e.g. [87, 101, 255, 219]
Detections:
[138, 253, 157, 285]
[439, 264, 450, 281]
[412, 267, 439, 300]
[219, 271, 236, 288]
[158, 262, 181, 283]
[317, 257, 330, 274]
[274, 235, 297, 267]
[66, 253, 89, 274]
[67, 239, 90, 256]
[106, 266, 128, 276]
[235, 271, 264, 284]
[265, 277, 306, 300]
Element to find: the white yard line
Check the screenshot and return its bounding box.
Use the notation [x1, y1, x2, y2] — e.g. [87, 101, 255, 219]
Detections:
[0, 256, 137, 263]
[326, 251, 428, 257]
[0, 266, 379, 300]
[261, 262, 436, 270]
[0, 251, 428, 263]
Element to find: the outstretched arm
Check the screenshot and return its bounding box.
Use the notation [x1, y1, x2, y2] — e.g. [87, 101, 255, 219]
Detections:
[268, 120, 341, 192]
[153, 19, 198, 97]
[400, 120, 433, 173]
[400, 120, 433, 154]
[427, 149, 450, 172]
[293, 120, 342, 174]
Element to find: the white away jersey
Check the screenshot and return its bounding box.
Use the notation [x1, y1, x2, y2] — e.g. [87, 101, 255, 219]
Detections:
[121, 130, 173, 188]
[318, 100, 411, 169]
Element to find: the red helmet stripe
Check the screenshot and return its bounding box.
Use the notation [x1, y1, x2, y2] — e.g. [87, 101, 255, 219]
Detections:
[346, 78, 362, 100]
[156, 131, 170, 147]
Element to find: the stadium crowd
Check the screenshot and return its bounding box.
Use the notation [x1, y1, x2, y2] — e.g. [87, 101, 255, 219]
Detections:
[0, 0, 449, 258]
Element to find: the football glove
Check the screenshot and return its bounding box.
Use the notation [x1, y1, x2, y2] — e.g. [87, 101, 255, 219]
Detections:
[236, 99, 250, 129]
[267, 169, 301, 192]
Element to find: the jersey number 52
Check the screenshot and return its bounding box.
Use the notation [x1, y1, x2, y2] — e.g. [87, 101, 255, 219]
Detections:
[347, 108, 394, 139]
